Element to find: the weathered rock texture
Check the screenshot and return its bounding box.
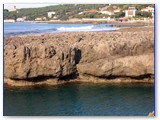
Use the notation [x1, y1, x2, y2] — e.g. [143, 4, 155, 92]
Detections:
[4, 26, 154, 86]
[148, 111, 154, 116]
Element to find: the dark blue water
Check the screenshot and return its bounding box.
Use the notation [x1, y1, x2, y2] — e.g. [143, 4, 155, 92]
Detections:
[4, 22, 119, 36]
[4, 83, 154, 116]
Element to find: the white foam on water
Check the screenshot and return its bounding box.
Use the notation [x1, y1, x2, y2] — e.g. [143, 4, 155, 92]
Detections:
[57, 25, 119, 32]
[57, 25, 94, 31]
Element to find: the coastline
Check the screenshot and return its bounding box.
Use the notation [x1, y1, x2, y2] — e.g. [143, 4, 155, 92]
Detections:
[4, 77, 154, 87]
[4, 19, 154, 27]
[35, 19, 154, 27]
[4, 26, 154, 87]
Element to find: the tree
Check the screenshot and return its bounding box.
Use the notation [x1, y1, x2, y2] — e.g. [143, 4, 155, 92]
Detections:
[4, 9, 9, 12]
[114, 11, 125, 18]
[60, 15, 69, 20]
[136, 11, 152, 18]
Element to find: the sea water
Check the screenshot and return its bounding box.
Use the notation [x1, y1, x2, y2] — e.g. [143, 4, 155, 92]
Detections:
[4, 83, 154, 116]
[4, 22, 119, 36]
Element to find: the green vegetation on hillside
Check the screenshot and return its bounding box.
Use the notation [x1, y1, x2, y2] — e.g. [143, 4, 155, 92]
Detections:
[4, 4, 154, 21]
[73, 13, 108, 19]
[136, 11, 152, 18]
[4, 4, 106, 20]
[113, 4, 154, 10]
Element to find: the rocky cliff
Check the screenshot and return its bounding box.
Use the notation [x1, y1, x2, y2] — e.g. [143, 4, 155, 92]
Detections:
[4, 27, 154, 86]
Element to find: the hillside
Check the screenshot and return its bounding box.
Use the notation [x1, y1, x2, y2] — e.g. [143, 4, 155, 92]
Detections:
[4, 4, 154, 21]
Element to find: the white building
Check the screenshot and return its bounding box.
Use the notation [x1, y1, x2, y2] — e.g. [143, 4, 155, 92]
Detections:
[78, 12, 84, 15]
[16, 18, 24, 22]
[141, 7, 154, 12]
[125, 7, 137, 17]
[141, 7, 154, 16]
[35, 18, 42, 21]
[99, 10, 114, 16]
[47, 12, 56, 18]
[8, 6, 17, 12]
[4, 19, 15, 23]
[114, 8, 121, 13]
[99, 6, 109, 11]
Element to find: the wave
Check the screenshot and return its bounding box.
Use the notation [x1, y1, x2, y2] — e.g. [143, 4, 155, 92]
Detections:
[57, 25, 94, 31]
[57, 24, 118, 32]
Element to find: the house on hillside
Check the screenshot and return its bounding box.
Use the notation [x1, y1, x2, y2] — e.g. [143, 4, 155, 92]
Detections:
[16, 18, 24, 22]
[35, 17, 42, 21]
[112, 6, 119, 9]
[4, 19, 15, 23]
[99, 6, 109, 11]
[8, 6, 17, 12]
[99, 10, 114, 16]
[78, 12, 84, 15]
[114, 8, 121, 13]
[47, 12, 56, 18]
[87, 9, 98, 13]
[141, 7, 154, 16]
[125, 7, 137, 17]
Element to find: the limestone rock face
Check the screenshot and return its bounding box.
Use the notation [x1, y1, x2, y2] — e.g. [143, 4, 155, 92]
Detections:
[77, 53, 154, 77]
[148, 111, 154, 116]
[4, 42, 80, 80]
[4, 27, 154, 84]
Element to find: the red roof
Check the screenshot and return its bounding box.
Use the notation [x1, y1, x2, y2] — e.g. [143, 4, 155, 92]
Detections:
[106, 10, 114, 13]
[113, 6, 117, 9]
[88, 9, 98, 13]
[128, 10, 133, 15]
[100, 6, 109, 10]
[117, 7, 121, 10]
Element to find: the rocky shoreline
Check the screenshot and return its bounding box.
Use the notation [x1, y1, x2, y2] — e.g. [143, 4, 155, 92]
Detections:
[4, 26, 154, 87]
[37, 19, 154, 27]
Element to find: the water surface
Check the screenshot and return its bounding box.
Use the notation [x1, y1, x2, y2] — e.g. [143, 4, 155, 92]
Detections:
[4, 83, 154, 116]
[4, 22, 119, 36]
